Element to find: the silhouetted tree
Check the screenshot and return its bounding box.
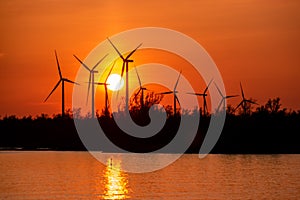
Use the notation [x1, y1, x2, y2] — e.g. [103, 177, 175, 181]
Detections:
[130, 92, 162, 111]
[130, 91, 163, 125]
[73, 108, 82, 119]
[226, 104, 235, 115]
[265, 97, 283, 114]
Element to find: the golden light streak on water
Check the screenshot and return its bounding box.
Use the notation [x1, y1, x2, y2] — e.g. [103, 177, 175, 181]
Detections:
[103, 158, 130, 200]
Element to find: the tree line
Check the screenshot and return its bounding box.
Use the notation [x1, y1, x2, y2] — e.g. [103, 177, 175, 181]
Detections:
[0, 95, 299, 153]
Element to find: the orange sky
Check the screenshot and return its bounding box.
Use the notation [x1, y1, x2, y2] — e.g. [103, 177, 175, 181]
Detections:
[0, 0, 300, 116]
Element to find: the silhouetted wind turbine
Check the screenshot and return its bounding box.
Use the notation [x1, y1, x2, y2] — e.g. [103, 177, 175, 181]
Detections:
[160, 70, 182, 115]
[73, 54, 108, 118]
[107, 37, 142, 112]
[94, 61, 116, 116]
[235, 82, 258, 114]
[134, 67, 148, 109]
[44, 50, 78, 118]
[214, 82, 238, 113]
[187, 79, 213, 116]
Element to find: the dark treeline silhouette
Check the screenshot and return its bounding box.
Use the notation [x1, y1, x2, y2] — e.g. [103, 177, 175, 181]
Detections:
[210, 98, 300, 154]
[0, 96, 300, 153]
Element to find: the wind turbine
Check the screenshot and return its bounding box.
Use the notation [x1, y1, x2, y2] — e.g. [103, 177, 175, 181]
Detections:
[134, 66, 148, 109]
[235, 82, 258, 115]
[187, 79, 213, 116]
[44, 50, 78, 118]
[160, 70, 182, 115]
[214, 82, 238, 113]
[94, 61, 116, 116]
[107, 37, 142, 112]
[73, 54, 108, 118]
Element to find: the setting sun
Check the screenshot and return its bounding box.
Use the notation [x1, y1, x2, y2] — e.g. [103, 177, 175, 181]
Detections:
[106, 74, 124, 91]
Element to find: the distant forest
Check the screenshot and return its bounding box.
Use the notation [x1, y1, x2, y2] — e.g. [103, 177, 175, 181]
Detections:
[1, 95, 300, 154]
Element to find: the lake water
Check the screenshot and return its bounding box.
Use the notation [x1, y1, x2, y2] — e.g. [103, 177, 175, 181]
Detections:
[0, 152, 299, 199]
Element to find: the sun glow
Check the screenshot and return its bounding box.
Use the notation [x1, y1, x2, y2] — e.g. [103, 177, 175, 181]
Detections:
[103, 158, 129, 200]
[106, 74, 124, 91]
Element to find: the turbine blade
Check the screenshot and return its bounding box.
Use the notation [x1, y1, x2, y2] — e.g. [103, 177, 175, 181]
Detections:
[240, 82, 245, 99]
[226, 95, 239, 99]
[64, 78, 79, 85]
[55, 50, 62, 79]
[44, 80, 61, 102]
[95, 82, 106, 85]
[73, 54, 91, 72]
[214, 82, 224, 98]
[204, 78, 213, 94]
[174, 70, 182, 91]
[120, 62, 125, 78]
[246, 99, 258, 105]
[204, 97, 208, 112]
[135, 66, 142, 87]
[186, 92, 196, 95]
[235, 101, 243, 110]
[92, 53, 108, 71]
[107, 37, 124, 60]
[217, 99, 224, 112]
[125, 43, 142, 60]
[134, 89, 142, 99]
[105, 61, 116, 83]
[186, 92, 204, 96]
[160, 91, 173, 95]
[175, 94, 180, 106]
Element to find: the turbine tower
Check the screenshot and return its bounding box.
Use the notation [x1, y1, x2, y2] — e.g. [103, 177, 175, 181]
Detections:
[73, 54, 108, 118]
[160, 70, 182, 115]
[107, 38, 142, 112]
[187, 79, 213, 116]
[235, 82, 258, 115]
[214, 82, 238, 113]
[94, 61, 116, 117]
[134, 66, 148, 109]
[44, 50, 78, 118]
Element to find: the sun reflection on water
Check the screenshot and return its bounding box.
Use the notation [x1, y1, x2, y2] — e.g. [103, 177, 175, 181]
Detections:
[103, 158, 130, 200]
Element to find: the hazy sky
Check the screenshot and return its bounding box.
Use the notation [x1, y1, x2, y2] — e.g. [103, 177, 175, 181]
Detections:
[0, 0, 299, 116]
